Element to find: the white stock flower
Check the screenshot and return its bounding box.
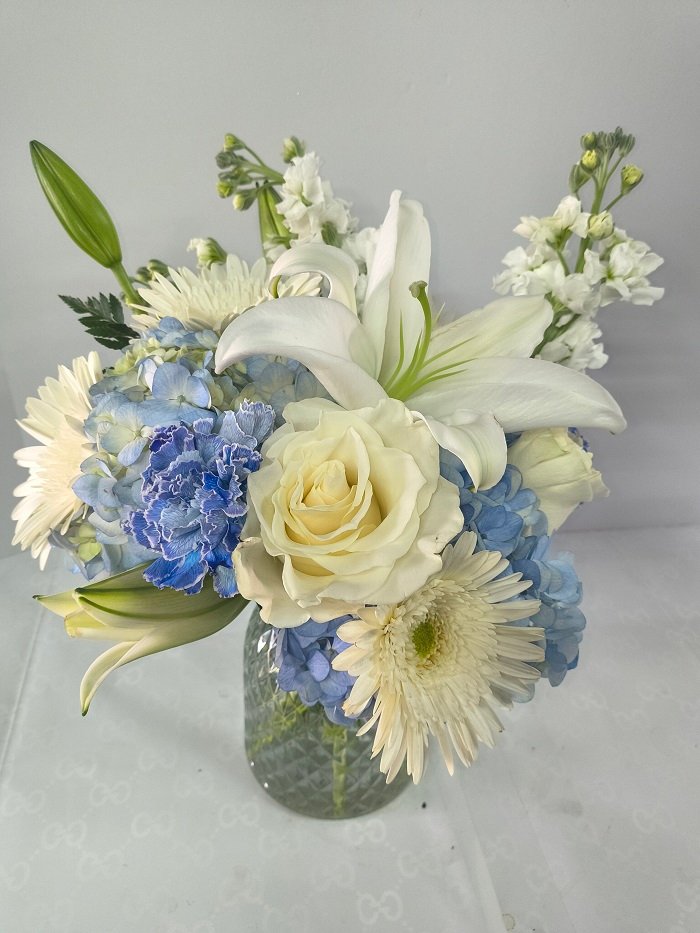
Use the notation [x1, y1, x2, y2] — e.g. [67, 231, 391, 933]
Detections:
[492, 245, 553, 297]
[13, 353, 102, 568]
[599, 232, 664, 306]
[514, 196, 589, 245]
[233, 397, 463, 627]
[277, 153, 355, 241]
[216, 192, 625, 491]
[332, 531, 543, 782]
[535, 261, 602, 316]
[507, 427, 608, 530]
[537, 317, 608, 371]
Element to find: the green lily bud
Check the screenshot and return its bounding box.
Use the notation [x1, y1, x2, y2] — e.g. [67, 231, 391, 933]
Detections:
[621, 164, 644, 192]
[580, 149, 599, 171]
[587, 211, 614, 240]
[30, 140, 123, 269]
[282, 135, 305, 163]
[37, 566, 248, 714]
[580, 132, 598, 150]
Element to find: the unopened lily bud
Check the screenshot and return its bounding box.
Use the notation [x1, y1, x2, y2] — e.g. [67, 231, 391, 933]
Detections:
[580, 132, 597, 150]
[30, 140, 123, 269]
[580, 149, 598, 171]
[187, 237, 227, 267]
[621, 164, 643, 192]
[282, 135, 305, 163]
[587, 211, 614, 240]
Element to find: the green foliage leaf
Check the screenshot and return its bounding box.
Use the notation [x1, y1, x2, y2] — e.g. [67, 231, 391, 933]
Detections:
[59, 293, 138, 350]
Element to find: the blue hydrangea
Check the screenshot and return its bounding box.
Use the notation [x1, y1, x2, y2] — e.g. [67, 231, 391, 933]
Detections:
[231, 355, 330, 424]
[274, 618, 358, 726]
[122, 402, 274, 596]
[442, 452, 585, 693]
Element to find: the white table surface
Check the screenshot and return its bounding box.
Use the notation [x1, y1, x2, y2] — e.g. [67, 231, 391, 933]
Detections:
[1, 525, 698, 933]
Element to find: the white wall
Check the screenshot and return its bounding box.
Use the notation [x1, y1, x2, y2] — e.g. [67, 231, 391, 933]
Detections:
[2, 0, 699, 561]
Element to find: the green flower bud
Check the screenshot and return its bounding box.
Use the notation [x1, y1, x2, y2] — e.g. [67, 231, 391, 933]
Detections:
[587, 211, 614, 240]
[187, 237, 227, 267]
[569, 162, 590, 193]
[580, 132, 598, 150]
[282, 135, 305, 163]
[217, 179, 235, 198]
[223, 133, 241, 151]
[147, 258, 169, 277]
[233, 190, 257, 211]
[580, 149, 599, 171]
[621, 164, 644, 192]
[30, 140, 123, 269]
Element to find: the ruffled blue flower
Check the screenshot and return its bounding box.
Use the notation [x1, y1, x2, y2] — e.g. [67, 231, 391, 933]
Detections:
[122, 402, 274, 596]
[442, 452, 585, 693]
[274, 617, 358, 726]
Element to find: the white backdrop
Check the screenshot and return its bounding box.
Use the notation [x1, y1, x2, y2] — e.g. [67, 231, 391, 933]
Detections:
[2, 0, 699, 561]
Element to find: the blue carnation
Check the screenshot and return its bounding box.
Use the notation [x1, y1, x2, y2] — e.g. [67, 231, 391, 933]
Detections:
[122, 401, 274, 596]
[274, 618, 358, 726]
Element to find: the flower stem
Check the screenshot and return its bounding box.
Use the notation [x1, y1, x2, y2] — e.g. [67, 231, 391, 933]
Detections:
[109, 261, 141, 308]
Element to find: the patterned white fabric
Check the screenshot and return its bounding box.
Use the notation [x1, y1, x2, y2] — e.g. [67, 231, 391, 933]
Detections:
[1, 526, 698, 932]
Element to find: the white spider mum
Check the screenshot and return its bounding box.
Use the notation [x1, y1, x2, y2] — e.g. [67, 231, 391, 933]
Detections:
[12, 353, 102, 568]
[333, 531, 544, 783]
[134, 254, 320, 334]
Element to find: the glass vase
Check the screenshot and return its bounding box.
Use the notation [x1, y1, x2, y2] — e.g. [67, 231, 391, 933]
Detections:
[243, 606, 411, 819]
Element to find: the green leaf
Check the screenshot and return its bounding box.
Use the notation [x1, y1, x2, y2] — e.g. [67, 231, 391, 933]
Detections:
[59, 293, 139, 349]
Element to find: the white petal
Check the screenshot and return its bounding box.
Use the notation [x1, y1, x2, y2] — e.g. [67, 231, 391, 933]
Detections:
[233, 537, 311, 627]
[214, 296, 386, 409]
[416, 411, 507, 490]
[270, 243, 358, 314]
[425, 295, 552, 373]
[363, 191, 431, 382]
[409, 357, 626, 433]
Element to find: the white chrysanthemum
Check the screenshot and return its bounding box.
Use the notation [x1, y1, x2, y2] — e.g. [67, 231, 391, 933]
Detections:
[12, 353, 102, 568]
[133, 254, 320, 334]
[333, 532, 544, 783]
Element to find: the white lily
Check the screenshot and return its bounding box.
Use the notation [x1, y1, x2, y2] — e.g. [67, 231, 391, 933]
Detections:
[216, 192, 625, 489]
[37, 566, 248, 714]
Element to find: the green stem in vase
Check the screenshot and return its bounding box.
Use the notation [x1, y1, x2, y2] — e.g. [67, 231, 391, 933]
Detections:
[324, 722, 350, 817]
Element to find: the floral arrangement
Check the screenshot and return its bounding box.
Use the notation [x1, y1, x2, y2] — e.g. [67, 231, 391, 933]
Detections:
[14, 128, 662, 783]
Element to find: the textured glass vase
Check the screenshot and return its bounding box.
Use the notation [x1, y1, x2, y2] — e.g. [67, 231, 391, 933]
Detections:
[243, 606, 411, 819]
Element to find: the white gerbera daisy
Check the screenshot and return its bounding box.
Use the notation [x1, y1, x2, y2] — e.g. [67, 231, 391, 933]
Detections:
[333, 532, 544, 783]
[133, 254, 320, 334]
[12, 353, 102, 569]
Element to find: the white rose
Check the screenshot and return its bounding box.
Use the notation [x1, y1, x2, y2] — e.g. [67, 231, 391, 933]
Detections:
[507, 427, 608, 531]
[234, 398, 463, 626]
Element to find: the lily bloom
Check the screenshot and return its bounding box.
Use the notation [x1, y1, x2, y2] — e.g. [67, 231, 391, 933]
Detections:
[216, 192, 625, 489]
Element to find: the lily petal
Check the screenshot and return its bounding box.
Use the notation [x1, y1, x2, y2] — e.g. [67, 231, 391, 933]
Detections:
[215, 297, 386, 409]
[425, 295, 552, 375]
[79, 600, 245, 714]
[270, 243, 358, 314]
[416, 411, 508, 490]
[363, 191, 431, 382]
[409, 357, 626, 433]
